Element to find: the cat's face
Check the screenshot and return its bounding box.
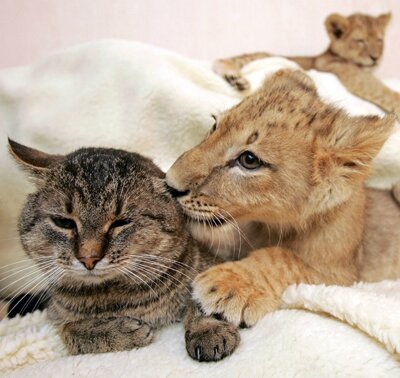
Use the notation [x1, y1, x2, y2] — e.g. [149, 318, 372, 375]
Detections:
[10, 141, 186, 285]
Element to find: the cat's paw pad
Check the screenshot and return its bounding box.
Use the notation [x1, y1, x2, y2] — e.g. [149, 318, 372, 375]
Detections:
[186, 320, 239, 362]
[225, 74, 250, 91]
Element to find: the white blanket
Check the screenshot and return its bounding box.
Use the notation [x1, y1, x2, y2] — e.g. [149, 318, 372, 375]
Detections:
[1, 40, 400, 376]
[2, 280, 400, 377]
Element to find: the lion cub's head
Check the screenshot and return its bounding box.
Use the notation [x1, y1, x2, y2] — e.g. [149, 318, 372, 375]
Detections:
[166, 70, 394, 236]
[325, 12, 391, 67]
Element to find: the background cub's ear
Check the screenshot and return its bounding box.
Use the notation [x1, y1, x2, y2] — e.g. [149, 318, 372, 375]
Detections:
[8, 138, 65, 181]
[325, 13, 349, 40]
[313, 113, 395, 182]
[377, 12, 392, 28]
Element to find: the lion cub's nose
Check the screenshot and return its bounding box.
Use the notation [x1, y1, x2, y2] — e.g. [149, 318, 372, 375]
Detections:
[166, 184, 190, 198]
[78, 256, 102, 270]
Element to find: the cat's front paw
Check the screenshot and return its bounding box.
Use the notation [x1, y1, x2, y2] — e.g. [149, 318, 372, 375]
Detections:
[224, 73, 250, 91]
[116, 317, 154, 348]
[62, 316, 154, 354]
[192, 262, 277, 327]
[186, 318, 239, 362]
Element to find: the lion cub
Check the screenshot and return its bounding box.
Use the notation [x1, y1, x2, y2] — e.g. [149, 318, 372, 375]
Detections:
[214, 13, 400, 120]
[166, 69, 398, 327]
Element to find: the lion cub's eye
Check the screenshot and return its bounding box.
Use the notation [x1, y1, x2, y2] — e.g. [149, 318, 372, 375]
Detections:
[237, 151, 262, 170]
[51, 217, 77, 230]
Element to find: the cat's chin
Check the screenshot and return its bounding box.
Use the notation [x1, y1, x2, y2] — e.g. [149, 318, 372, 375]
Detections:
[65, 270, 120, 285]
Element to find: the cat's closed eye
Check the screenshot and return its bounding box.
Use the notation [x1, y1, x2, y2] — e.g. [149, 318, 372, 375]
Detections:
[109, 219, 132, 229]
[51, 217, 77, 230]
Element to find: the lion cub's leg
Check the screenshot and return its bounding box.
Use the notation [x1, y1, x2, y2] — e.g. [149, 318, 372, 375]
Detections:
[213, 52, 271, 91]
[184, 301, 240, 362]
[324, 62, 400, 120]
[192, 247, 355, 327]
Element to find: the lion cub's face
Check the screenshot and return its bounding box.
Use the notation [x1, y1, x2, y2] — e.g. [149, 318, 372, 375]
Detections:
[166, 70, 393, 237]
[325, 12, 391, 67]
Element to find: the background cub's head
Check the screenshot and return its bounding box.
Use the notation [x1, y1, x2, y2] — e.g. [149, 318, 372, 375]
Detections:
[167, 70, 394, 231]
[325, 12, 391, 67]
[10, 141, 186, 286]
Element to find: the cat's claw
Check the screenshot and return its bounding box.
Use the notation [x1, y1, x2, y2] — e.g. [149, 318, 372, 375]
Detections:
[186, 319, 240, 362]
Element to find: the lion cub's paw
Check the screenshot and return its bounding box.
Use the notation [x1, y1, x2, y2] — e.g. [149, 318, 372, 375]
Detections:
[192, 263, 277, 327]
[186, 317, 240, 362]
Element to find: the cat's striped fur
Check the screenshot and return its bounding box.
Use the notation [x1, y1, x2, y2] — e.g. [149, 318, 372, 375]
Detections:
[9, 140, 239, 361]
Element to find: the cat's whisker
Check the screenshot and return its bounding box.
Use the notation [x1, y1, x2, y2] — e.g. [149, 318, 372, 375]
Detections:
[0, 261, 54, 283]
[132, 265, 174, 296]
[134, 258, 193, 287]
[117, 266, 158, 297]
[0, 257, 52, 271]
[133, 262, 191, 296]
[135, 254, 199, 273]
[0, 266, 51, 295]
[0, 272, 51, 315]
[17, 268, 63, 315]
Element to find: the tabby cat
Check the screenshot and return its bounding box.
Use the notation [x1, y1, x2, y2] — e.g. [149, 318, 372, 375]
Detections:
[8, 139, 239, 361]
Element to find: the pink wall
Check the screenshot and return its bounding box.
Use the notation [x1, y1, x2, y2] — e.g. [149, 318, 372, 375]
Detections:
[0, 0, 398, 78]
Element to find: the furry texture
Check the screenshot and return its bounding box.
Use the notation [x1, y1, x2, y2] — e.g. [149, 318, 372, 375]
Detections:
[1, 40, 400, 298]
[2, 280, 400, 376]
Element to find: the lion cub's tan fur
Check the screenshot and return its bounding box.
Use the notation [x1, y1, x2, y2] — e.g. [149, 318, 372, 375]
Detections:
[166, 70, 398, 327]
[214, 13, 400, 120]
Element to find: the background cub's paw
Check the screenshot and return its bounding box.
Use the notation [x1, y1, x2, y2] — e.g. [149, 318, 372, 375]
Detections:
[186, 318, 240, 362]
[224, 73, 250, 91]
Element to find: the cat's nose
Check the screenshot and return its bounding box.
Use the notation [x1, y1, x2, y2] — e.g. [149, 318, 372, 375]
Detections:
[78, 256, 101, 270]
[166, 184, 190, 198]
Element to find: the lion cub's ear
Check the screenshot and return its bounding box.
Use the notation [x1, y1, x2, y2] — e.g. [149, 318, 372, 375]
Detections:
[8, 138, 65, 181]
[313, 113, 395, 183]
[377, 12, 392, 28]
[325, 13, 350, 40]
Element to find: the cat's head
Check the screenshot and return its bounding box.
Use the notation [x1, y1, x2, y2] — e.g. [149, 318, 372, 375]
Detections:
[166, 70, 394, 235]
[10, 140, 187, 285]
[325, 12, 391, 67]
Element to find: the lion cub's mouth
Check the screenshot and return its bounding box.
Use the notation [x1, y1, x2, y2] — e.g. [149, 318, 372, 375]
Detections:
[183, 212, 227, 228]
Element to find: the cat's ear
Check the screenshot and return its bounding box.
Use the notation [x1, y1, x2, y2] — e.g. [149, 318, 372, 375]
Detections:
[325, 13, 349, 40]
[377, 12, 392, 28]
[8, 138, 65, 179]
[312, 113, 395, 183]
